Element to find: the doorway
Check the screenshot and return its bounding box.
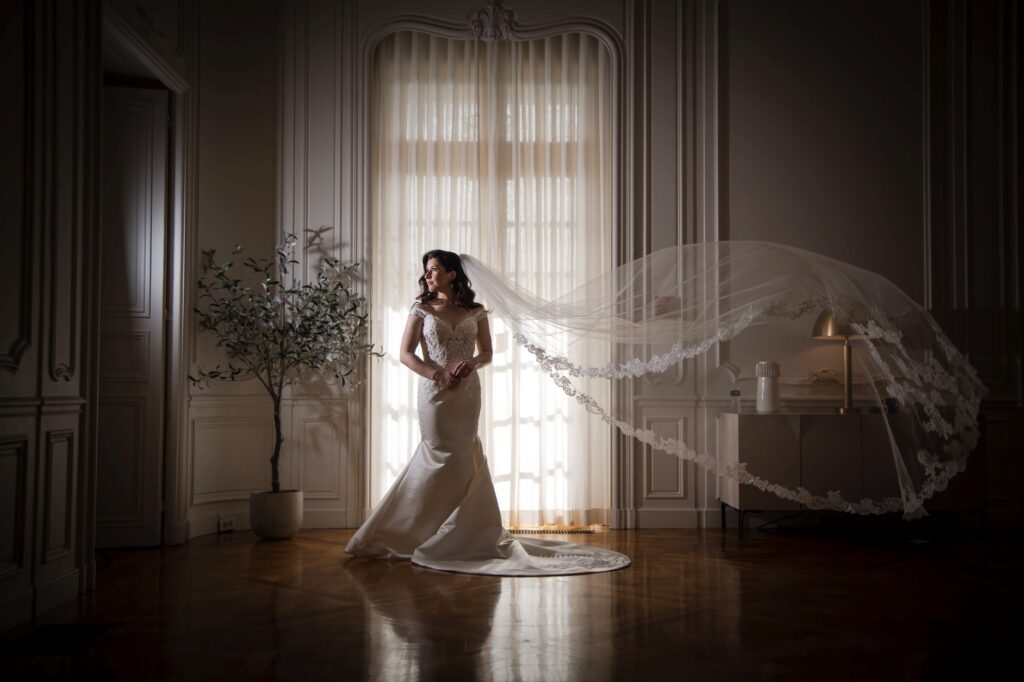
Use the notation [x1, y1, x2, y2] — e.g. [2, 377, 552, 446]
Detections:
[95, 83, 170, 548]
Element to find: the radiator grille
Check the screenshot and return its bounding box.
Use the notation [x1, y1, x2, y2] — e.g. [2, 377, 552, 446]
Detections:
[507, 528, 596, 535]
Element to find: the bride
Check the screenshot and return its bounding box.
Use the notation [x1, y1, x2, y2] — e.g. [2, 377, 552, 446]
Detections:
[344, 250, 631, 575]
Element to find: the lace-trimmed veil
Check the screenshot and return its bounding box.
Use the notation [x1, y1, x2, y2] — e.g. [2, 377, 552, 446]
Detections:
[460, 241, 986, 519]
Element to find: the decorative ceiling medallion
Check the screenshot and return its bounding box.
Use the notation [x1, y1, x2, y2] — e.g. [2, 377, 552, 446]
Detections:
[469, 0, 518, 42]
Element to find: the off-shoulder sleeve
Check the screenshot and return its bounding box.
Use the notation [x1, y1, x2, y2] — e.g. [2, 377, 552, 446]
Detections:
[409, 304, 428, 320]
[473, 307, 490, 320]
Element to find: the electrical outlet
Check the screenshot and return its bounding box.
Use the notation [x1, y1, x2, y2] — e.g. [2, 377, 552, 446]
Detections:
[218, 514, 236, 533]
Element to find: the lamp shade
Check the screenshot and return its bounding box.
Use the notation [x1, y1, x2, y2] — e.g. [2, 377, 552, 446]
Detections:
[811, 309, 853, 339]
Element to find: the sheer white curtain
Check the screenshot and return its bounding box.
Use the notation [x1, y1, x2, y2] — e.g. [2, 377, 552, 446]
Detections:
[369, 31, 613, 526]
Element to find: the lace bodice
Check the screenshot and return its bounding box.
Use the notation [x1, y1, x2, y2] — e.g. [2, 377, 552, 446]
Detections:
[409, 304, 486, 370]
[410, 304, 486, 403]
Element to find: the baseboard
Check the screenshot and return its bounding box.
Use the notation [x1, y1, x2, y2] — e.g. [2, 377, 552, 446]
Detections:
[163, 518, 190, 546]
[302, 510, 349, 528]
[188, 508, 356, 539]
[0, 591, 32, 632]
[635, 509, 703, 528]
[79, 559, 95, 592]
[35, 569, 80, 615]
[985, 510, 1024, 527]
[610, 508, 636, 529]
[695, 508, 722, 529]
[188, 511, 247, 539]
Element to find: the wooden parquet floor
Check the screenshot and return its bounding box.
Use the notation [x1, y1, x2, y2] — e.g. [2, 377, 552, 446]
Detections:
[2, 527, 1022, 681]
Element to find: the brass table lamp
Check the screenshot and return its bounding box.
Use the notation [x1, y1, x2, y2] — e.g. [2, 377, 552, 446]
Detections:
[812, 310, 855, 414]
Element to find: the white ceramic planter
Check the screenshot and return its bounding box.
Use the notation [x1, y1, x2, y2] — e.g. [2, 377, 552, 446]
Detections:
[250, 489, 303, 540]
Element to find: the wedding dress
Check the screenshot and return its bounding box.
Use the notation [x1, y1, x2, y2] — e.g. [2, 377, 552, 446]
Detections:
[344, 304, 631, 576]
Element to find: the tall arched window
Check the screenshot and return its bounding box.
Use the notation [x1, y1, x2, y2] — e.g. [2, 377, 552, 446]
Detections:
[370, 30, 614, 526]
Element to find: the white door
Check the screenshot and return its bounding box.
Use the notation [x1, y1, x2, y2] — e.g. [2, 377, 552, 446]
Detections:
[96, 86, 168, 547]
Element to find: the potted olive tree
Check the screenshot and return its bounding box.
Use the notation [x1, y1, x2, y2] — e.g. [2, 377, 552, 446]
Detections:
[190, 230, 380, 540]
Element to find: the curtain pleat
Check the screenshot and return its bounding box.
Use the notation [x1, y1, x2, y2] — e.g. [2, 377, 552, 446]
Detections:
[370, 31, 613, 526]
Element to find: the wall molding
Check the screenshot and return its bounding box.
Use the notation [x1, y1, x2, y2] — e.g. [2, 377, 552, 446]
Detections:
[46, 48, 82, 383]
[96, 396, 145, 527]
[925, 0, 1020, 404]
[190, 415, 274, 505]
[0, 0, 99, 630]
[99, 97, 156, 322]
[99, 330, 151, 382]
[922, 0, 1021, 521]
[163, 0, 198, 548]
[41, 429, 75, 564]
[634, 399, 696, 517]
[0, 1, 35, 375]
[296, 413, 342, 500]
[0, 436, 30, 580]
[641, 414, 689, 501]
[102, 3, 190, 94]
[608, 0, 645, 529]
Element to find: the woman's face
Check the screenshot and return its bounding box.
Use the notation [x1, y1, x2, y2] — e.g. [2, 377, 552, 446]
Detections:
[423, 258, 453, 292]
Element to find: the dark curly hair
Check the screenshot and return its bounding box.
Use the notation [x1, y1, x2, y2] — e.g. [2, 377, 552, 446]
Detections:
[416, 250, 483, 309]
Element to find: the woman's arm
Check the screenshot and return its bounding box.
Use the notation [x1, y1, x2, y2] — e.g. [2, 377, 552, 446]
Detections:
[399, 315, 437, 379]
[453, 314, 493, 377]
[400, 313, 460, 388]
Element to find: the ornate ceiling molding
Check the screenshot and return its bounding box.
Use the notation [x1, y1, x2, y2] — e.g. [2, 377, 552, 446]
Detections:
[468, 0, 518, 42]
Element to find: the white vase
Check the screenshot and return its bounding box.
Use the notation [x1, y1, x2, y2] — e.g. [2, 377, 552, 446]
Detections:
[250, 489, 303, 540]
[755, 360, 780, 413]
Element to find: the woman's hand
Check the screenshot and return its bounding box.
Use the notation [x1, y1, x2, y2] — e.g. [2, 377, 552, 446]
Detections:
[433, 370, 461, 390]
[451, 359, 477, 378]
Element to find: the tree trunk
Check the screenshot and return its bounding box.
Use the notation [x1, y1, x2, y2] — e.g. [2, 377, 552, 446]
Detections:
[271, 399, 283, 493]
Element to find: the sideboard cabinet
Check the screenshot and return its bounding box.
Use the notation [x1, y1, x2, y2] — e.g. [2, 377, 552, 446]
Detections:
[718, 413, 903, 535]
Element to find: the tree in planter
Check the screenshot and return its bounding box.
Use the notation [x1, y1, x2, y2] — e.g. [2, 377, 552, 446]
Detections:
[190, 230, 381, 494]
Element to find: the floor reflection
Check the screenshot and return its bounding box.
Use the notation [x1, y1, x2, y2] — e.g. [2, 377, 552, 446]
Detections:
[345, 551, 633, 680]
[344, 558, 502, 680]
[483, 573, 619, 680]
[3, 529, 1017, 680]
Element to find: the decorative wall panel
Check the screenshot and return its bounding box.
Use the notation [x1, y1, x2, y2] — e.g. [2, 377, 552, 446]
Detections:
[46, 0, 87, 385]
[100, 100, 155, 319]
[0, 435, 30, 580]
[43, 430, 75, 562]
[96, 397, 144, 524]
[634, 400, 695, 525]
[191, 417, 274, 504]
[99, 331, 150, 382]
[298, 412, 342, 499]
[643, 417, 688, 499]
[0, 0, 100, 630]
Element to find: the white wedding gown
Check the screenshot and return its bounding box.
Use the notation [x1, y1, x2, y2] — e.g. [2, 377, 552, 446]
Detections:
[344, 304, 631, 576]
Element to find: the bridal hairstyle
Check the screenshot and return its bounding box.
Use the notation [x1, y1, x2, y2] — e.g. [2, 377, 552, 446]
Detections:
[416, 250, 483, 309]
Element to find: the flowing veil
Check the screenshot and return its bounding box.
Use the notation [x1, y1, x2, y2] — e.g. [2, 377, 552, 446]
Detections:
[460, 241, 987, 520]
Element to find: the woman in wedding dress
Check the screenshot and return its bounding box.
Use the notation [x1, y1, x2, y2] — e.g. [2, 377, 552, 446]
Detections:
[344, 250, 631, 576]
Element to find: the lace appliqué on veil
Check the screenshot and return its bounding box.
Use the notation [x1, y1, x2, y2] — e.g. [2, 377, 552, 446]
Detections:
[514, 298, 986, 520]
